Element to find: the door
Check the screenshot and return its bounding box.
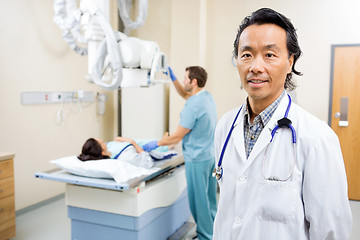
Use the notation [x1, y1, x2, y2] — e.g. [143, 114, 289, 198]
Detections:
[330, 45, 360, 200]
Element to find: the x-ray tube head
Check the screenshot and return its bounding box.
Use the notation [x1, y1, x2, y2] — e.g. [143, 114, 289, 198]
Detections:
[119, 38, 142, 68]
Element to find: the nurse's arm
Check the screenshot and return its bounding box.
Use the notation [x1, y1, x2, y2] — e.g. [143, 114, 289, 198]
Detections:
[173, 79, 191, 100]
[157, 125, 190, 146]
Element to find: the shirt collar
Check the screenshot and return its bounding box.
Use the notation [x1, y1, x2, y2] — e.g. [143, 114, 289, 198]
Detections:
[196, 89, 205, 95]
[244, 90, 286, 126]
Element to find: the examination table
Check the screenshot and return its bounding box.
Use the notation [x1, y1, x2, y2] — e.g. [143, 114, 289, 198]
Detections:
[35, 155, 190, 240]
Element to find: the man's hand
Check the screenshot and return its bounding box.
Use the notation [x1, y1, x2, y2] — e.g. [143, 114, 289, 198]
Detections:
[168, 66, 177, 82]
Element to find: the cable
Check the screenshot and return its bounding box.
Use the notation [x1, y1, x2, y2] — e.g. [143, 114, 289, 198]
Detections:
[117, 0, 148, 35]
[53, 0, 88, 55]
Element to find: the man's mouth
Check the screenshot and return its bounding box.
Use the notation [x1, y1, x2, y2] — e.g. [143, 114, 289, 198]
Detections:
[248, 79, 268, 84]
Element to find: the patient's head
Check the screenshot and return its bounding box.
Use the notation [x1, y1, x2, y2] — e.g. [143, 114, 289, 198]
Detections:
[78, 138, 110, 161]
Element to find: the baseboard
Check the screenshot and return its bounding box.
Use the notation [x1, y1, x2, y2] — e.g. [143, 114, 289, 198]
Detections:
[16, 193, 65, 217]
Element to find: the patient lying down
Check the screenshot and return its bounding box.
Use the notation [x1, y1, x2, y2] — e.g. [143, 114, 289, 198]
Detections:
[50, 137, 176, 183]
[77, 137, 175, 169]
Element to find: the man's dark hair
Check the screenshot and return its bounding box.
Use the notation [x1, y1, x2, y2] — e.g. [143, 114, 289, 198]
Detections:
[233, 8, 302, 90]
[186, 66, 208, 88]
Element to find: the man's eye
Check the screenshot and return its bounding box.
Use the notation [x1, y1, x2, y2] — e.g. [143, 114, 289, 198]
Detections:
[265, 53, 275, 58]
[241, 53, 251, 58]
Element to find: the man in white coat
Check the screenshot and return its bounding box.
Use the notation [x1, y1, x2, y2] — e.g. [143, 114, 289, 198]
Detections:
[213, 8, 352, 240]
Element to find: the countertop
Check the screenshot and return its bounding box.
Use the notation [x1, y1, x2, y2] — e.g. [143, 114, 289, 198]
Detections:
[0, 152, 15, 161]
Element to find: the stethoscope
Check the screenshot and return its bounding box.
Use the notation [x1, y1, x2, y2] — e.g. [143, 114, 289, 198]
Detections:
[213, 94, 296, 181]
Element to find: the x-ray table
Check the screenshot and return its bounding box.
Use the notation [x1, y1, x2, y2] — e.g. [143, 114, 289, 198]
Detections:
[35, 155, 190, 240]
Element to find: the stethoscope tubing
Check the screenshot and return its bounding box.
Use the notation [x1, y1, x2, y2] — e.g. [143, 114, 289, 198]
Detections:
[217, 105, 243, 169]
[270, 95, 296, 143]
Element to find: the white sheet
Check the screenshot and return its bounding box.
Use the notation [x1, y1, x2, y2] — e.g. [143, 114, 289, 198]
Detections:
[50, 155, 159, 184]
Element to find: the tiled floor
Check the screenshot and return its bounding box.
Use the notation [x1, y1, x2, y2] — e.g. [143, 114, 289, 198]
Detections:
[10, 196, 360, 240]
[11, 196, 70, 240]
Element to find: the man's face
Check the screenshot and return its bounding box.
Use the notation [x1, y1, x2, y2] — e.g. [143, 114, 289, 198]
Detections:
[237, 23, 294, 106]
[183, 70, 193, 92]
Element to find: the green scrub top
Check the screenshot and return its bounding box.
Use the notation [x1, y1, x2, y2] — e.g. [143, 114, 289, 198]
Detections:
[180, 90, 217, 162]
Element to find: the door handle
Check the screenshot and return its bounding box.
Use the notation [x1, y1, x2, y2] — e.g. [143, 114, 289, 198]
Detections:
[339, 97, 349, 127]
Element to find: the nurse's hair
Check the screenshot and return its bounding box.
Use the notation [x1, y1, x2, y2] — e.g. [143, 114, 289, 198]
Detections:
[78, 138, 110, 161]
[233, 8, 302, 91]
[186, 66, 207, 88]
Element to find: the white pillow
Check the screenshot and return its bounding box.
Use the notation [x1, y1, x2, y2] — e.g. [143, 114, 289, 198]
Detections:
[50, 155, 158, 184]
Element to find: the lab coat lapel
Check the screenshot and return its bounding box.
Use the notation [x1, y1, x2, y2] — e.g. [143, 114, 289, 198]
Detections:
[232, 108, 247, 165]
[245, 96, 289, 169]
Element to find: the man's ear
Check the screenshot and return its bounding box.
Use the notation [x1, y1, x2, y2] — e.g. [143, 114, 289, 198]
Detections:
[288, 54, 294, 74]
[192, 78, 198, 86]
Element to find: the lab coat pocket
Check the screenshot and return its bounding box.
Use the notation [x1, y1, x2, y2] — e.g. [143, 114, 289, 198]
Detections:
[257, 179, 297, 223]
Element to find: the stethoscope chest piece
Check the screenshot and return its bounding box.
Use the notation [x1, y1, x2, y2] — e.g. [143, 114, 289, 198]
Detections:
[212, 166, 223, 180]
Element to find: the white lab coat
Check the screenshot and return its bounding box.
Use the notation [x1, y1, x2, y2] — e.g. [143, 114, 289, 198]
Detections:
[213, 96, 352, 240]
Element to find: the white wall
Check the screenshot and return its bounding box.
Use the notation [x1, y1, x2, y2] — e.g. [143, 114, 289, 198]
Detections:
[0, 1, 115, 210]
[133, 0, 360, 127]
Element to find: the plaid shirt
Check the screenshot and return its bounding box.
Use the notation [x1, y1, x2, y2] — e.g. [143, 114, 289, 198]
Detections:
[244, 91, 285, 158]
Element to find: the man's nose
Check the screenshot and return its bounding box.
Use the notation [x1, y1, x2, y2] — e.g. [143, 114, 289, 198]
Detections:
[249, 57, 265, 73]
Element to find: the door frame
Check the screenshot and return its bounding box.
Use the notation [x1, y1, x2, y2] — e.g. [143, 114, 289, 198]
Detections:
[329, 44, 360, 125]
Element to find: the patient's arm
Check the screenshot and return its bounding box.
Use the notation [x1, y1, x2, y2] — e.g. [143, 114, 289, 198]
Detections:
[114, 137, 144, 154]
